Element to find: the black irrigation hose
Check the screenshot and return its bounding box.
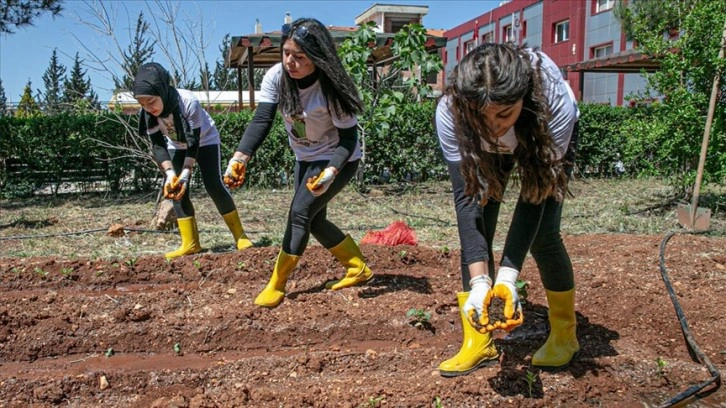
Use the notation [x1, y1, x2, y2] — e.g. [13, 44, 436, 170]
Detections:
[658, 230, 722, 408]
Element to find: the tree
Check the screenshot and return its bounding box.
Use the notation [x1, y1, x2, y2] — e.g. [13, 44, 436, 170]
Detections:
[16, 80, 41, 117]
[63, 52, 99, 112]
[211, 34, 238, 91]
[338, 22, 444, 184]
[0, 0, 63, 34]
[40, 48, 66, 114]
[0, 79, 7, 116]
[114, 11, 155, 92]
[614, 0, 726, 195]
[197, 62, 211, 91]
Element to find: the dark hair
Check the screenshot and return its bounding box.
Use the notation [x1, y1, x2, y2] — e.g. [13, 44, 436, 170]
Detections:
[445, 42, 566, 204]
[278, 18, 363, 117]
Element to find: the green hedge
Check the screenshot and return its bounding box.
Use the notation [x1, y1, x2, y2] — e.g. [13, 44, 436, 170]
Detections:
[0, 103, 445, 197]
[2, 101, 723, 198]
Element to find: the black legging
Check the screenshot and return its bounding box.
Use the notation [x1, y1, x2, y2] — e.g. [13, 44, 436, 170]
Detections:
[282, 159, 359, 256]
[169, 144, 236, 218]
[448, 158, 573, 292]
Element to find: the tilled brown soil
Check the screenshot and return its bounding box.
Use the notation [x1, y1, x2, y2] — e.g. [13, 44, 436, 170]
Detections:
[0, 233, 724, 407]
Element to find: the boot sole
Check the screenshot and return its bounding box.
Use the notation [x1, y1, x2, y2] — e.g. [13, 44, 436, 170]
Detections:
[531, 350, 580, 371]
[438, 356, 499, 377]
[325, 274, 374, 290]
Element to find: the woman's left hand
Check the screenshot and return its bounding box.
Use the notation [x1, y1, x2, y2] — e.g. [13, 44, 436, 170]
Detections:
[306, 167, 337, 197]
[485, 267, 524, 332]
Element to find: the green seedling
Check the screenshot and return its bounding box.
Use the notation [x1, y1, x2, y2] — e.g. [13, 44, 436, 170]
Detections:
[433, 396, 443, 408]
[124, 257, 137, 268]
[440, 246, 450, 256]
[95, 270, 105, 277]
[60, 267, 74, 278]
[406, 308, 431, 328]
[656, 356, 668, 377]
[257, 236, 274, 247]
[363, 396, 384, 407]
[111, 262, 120, 268]
[34, 267, 48, 278]
[398, 250, 408, 259]
[173, 342, 182, 354]
[11, 267, 22, 274]
[193, 259, 202, 270]
[236, 261, 246, 271]
[524, 370, 538, 398]
[516, 279, 529, 304]
[105, 347, 114, 357]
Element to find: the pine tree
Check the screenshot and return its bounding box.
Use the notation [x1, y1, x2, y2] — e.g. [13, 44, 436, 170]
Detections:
[198, 62, 211, 91]
[114, 11, 155, 92]
[0, 0, 63, 34]
[86, 89, 101, 111]
[63, 52, 96, 112]
[0, 78, 7, 117]
[41, 49, 66, 114]
[211, 34, 238, 91]
[16, 80, 41, 117]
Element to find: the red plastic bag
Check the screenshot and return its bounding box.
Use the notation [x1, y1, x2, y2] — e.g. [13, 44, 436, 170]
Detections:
[361, 220, 418, 246]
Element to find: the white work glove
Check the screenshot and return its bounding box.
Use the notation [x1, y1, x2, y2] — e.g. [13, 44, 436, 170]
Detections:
[164, 163, 193, 201]
[306, 167, 337, 197]
[485, 266, 524, 332]
[224, 157, 247, 189]
[462, 274, 492, 332]
[163, 169, 177, 199]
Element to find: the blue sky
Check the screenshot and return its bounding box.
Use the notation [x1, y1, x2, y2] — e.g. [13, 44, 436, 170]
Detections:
[0, 1, 498, 104]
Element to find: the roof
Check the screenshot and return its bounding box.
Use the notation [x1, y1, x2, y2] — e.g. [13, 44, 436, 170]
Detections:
[108, 91, 251, 109]
[226, 27, 447, 69]
[355, 4, 429, 23]
[565, 49, 661, 73]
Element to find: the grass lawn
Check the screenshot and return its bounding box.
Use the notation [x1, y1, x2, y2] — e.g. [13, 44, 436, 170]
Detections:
[0, 177, 724, 260]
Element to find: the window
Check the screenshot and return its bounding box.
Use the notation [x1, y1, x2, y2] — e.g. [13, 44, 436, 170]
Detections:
[596, 0, 615, 13]
[555, 20, 570, 43]
[482, 32, 493, 43]
[465, 39, 477, 54]
[592, 44, 613, 58]
[426, 72, 438, 85]
[504, 25, 513, 42]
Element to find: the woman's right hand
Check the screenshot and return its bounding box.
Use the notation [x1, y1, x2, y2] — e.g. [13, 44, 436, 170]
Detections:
[463, 275, 492, 332]
[224, 158, 247, 189]
[163, 169, 177, 199]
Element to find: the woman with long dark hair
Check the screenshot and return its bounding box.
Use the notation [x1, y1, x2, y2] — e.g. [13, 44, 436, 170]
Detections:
[435, 42, 579, 376]
[225, 18, 371, 308]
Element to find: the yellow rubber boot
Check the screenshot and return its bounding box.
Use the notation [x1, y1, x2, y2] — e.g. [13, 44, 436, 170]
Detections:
[325, 235, 373, 290]
[532, 288, 579, 370]
[439, 292, 499, 377]
[254, 250, 299, 308]
[222, 210, 253, 250]
[165, 216, 202, 261]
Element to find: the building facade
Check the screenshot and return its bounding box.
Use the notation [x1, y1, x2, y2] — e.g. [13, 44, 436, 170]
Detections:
[443, 0, 650, 106]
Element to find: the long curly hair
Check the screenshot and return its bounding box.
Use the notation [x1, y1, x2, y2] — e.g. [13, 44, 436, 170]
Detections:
[278, 18, 363, 117]
[446, 43, 567, 205]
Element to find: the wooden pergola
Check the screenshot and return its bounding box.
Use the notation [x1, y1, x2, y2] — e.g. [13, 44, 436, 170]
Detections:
[565, 49, 662, 99]
[226, 27, 447, 109]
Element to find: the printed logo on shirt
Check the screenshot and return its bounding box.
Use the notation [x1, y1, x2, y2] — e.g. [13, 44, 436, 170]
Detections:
[289, 113, 307, 140]
[160, 115, 178, 141]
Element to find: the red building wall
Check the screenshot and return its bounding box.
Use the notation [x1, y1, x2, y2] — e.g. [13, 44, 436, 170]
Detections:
[443, 0, 588, 100]
[540, 0, 586, 97]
